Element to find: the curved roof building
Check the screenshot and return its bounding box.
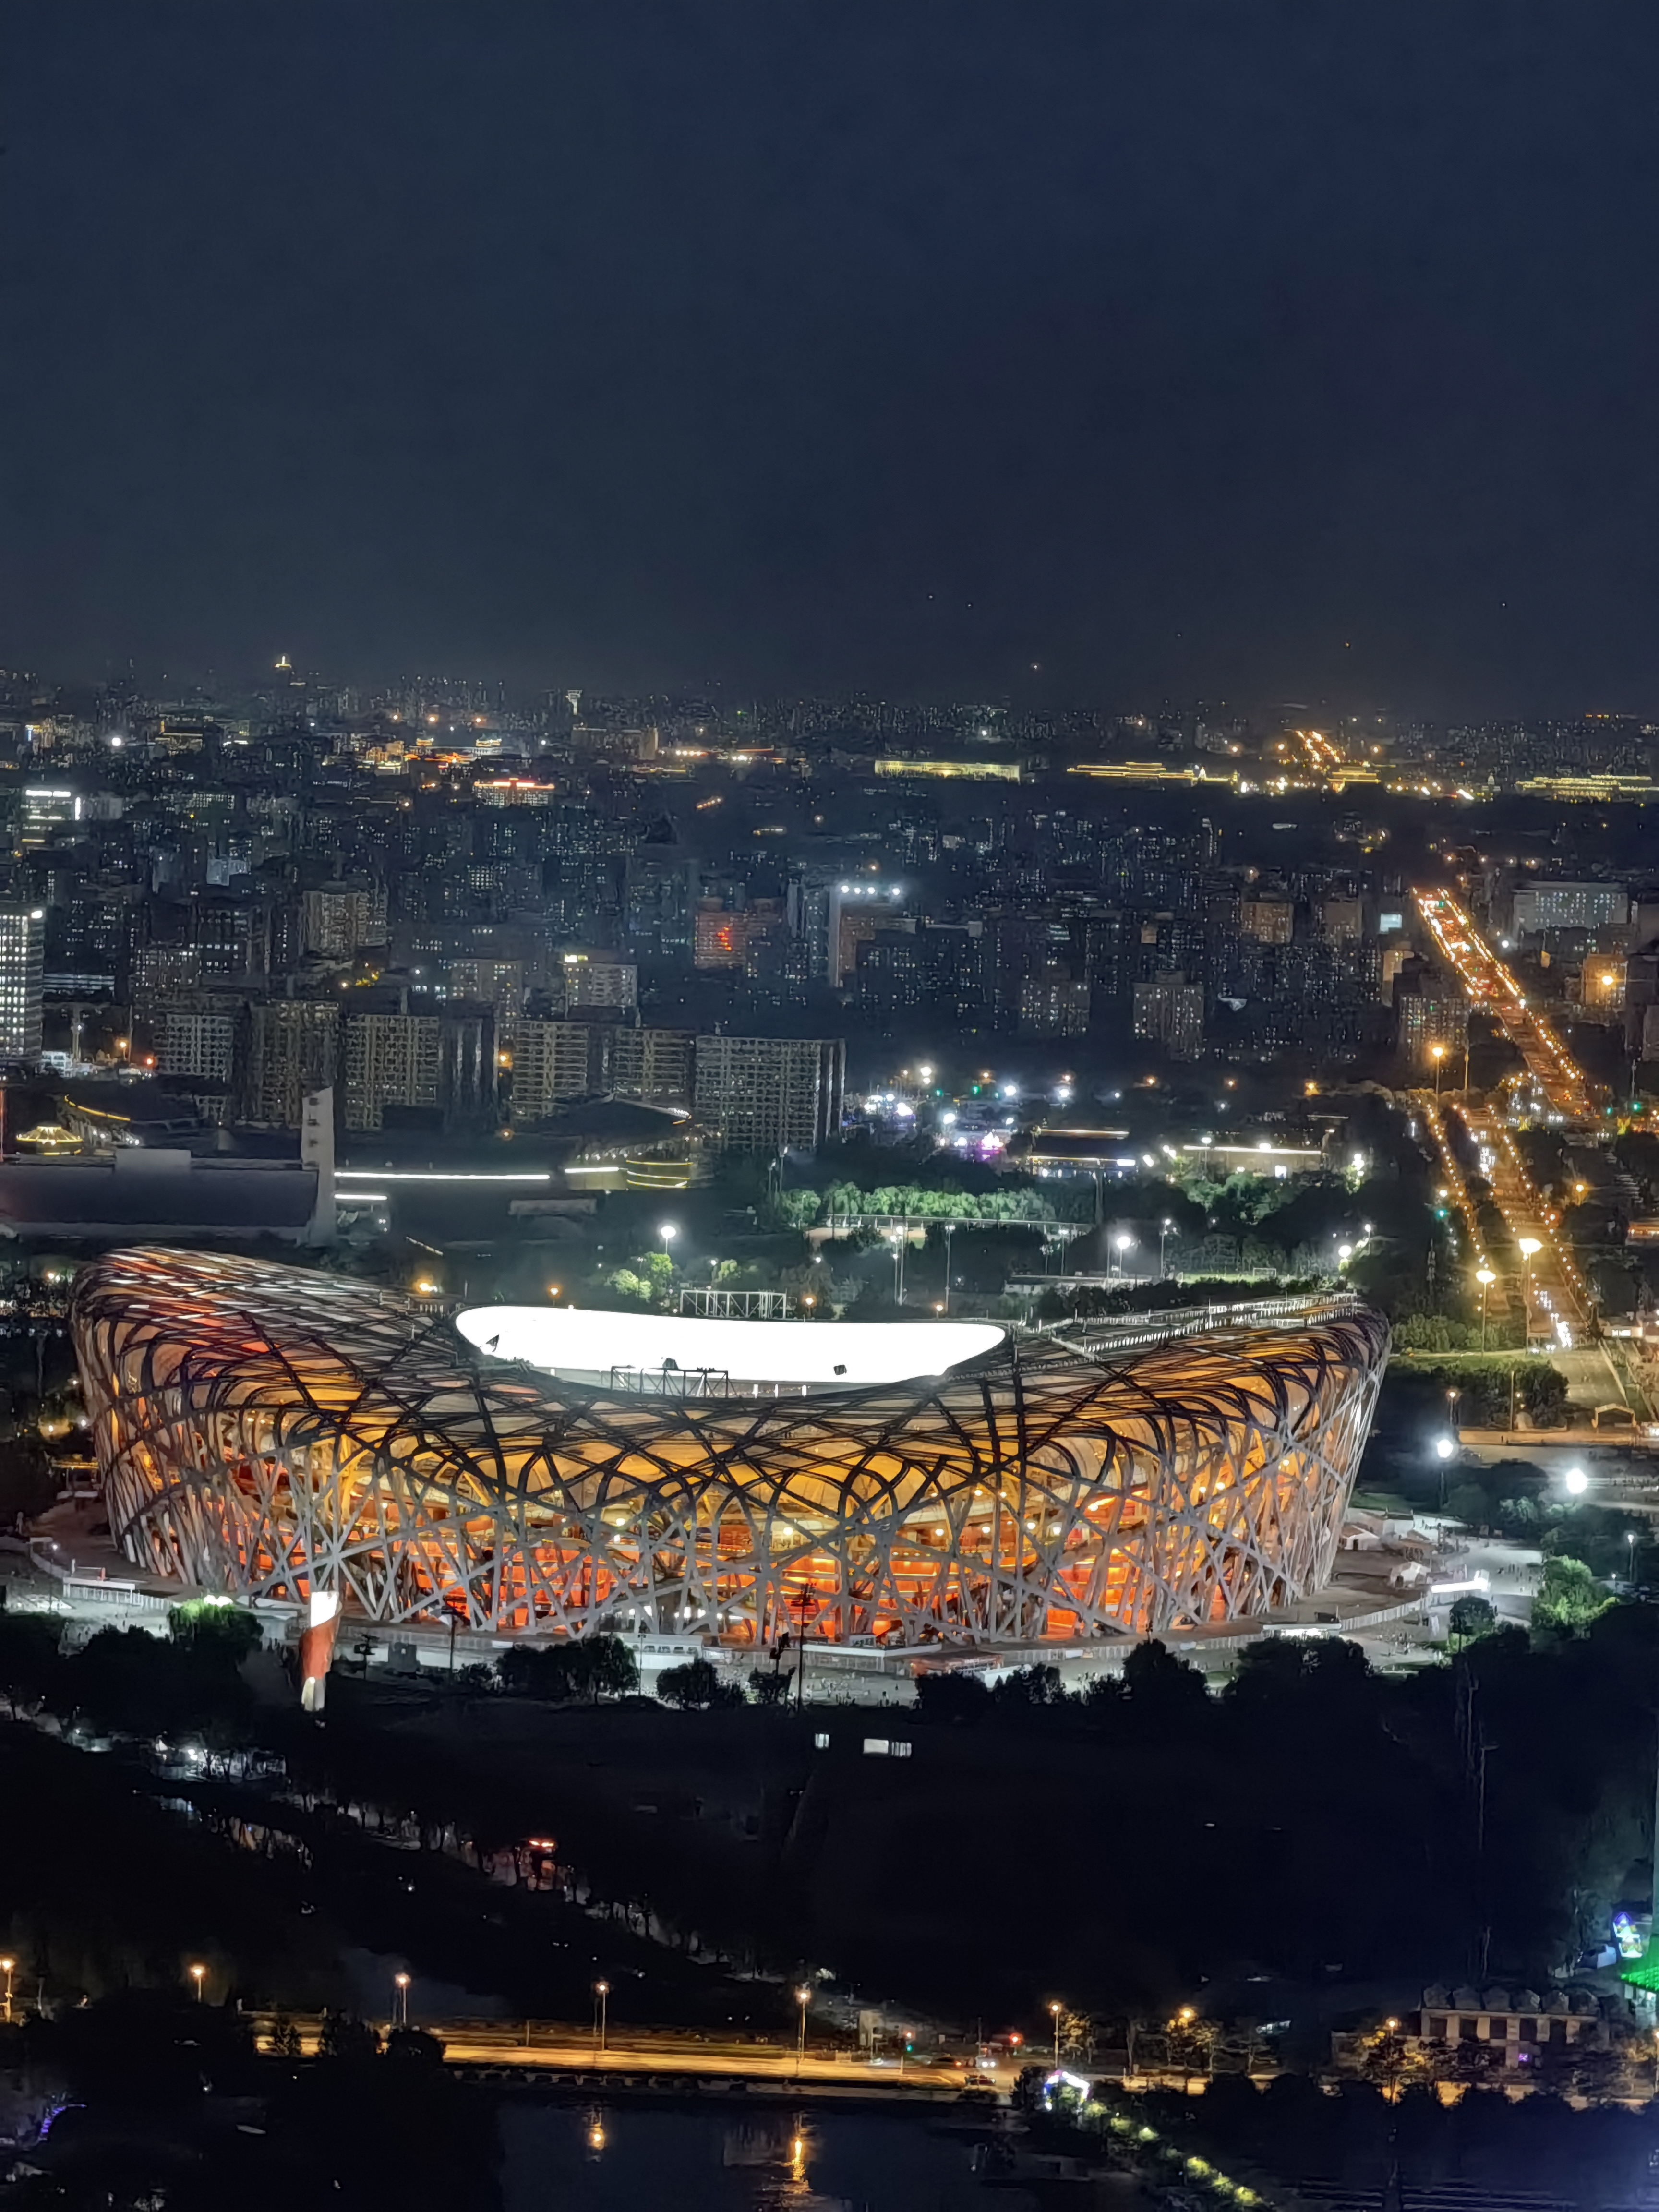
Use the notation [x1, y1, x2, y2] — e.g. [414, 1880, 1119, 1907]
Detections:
[72, 1248, 1388, 1647]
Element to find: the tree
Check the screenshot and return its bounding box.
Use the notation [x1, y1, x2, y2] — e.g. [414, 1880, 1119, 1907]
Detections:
[317, 2013, 382, 2064]
[497, 1645, 575, 1701]
[497, 1635, 639, 1702]
[773, 1189, 822, 1231]
[168, 1598, 262, 1667]
[747, 1667, 793, 1707]
[0, 1610, 62, 1716]
[574, 1634, 640, 1701]
[656, 1657, 742, 1708]
[1534, 1556, 1609, 1633]
[1449, 1594, 1497, 1647]
[1122, 1639, 1210, 1731]
[914, 1670, 992, 1723]
[385, 2025, 446, 2066]
[66, 1624, 252, 1736]
[993, 1663, 1067, 1708]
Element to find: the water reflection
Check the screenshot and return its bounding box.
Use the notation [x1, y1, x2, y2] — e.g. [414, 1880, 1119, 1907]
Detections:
[500, 2102, 1037, 2211]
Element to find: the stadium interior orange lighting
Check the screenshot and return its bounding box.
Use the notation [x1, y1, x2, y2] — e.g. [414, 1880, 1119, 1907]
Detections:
[73, 1250, 1390, 1648]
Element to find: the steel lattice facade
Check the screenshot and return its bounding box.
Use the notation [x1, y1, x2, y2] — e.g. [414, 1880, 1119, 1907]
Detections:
[72, 1248, 1388, 1646]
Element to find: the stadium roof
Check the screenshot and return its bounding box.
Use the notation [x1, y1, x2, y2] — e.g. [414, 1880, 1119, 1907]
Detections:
[455, 1304, 1006, 1389]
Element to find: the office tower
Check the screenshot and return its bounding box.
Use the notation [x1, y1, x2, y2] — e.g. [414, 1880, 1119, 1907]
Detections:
[20, 787, 80, 850]
[692, 1035, 845, 1153]
[0, 907, 45, 1060]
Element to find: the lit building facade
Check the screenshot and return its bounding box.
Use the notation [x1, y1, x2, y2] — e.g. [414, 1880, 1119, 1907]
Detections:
[73, 1250, 1388, 1647]
[692, 1034, 845, 1152]
[0, 908, 45, 1061]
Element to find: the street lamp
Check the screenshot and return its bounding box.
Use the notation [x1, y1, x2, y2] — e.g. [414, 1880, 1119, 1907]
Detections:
[1431, 1043, 1446, 1096]
[1518, 1237, 1541, 1337]
[796, 1984, 811, 2076]
[593, 1979, 609, 2056]
[394, 1971, 410, 2026]
[658, 1223, 678, 1246]
[0, 1958, 12, 2023]
[1563, 1466, 1589, 1497]
[1049, 1999, 1063, 2070]
[888, 1228, 906, 1305]
[189, 1963, 205, 2003]
[942, 1221, 956, 1314]
[1159, 1218, 1174, 1280]
[1446, 1386, 1461, 1437]
[1476, 1266, 1495, 1352]
[1112, 1233, 1134, 1281]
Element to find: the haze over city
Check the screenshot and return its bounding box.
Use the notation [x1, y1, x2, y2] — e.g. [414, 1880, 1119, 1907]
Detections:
[8, 4, 1659, 714]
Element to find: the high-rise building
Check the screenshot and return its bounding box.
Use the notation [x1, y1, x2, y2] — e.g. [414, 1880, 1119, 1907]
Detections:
[610, 1024, 694, 1104]
[1018, 970, 1090, 1038]
[1392, 961, 1469, 1067]
[500, 1019, 692, 1121]
[693, 1035, 845, 1153]
[1132, 974, 1204, 1061]
[0, 908, 45, 1060]
[1511, 881, 1629, 935]
[561, 953, 638, 1011]
[19, 787, 80, 850]
[342, 1011, 441, 1131]
[301, 883, 388, 958]
[237, 1001, 341, 1129]
[500, 1018, 599, 1122]
[1238, 897, 1295, 944]
[444, 956, 524, 1012]
[158, 998, 240, 1084]
[826, 883, 905, 986]
[190, 893, 269, 983]
[625, 847, 700, 957]
[693, 900, 785, 972]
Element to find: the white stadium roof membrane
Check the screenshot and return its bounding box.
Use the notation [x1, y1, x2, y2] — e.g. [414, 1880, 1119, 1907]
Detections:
[454, 1305, 1008, 1391]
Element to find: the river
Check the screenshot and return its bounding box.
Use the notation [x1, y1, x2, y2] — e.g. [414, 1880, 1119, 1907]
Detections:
[498, 2102, 1061, 2210]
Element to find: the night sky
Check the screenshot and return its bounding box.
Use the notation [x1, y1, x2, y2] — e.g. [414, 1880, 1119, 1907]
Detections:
[4, 2, 1659, 714]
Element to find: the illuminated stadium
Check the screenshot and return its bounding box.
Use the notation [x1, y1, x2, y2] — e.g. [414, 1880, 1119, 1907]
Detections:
[72, 1248, 1389, 1647]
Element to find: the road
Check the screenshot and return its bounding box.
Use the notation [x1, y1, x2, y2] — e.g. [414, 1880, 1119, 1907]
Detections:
[255, 2016, 981, 2092]
[1414, 886, 1597, 1119]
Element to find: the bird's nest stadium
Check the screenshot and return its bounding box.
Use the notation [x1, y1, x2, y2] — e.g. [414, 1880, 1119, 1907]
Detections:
[71, 1249, 1389, 1647]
